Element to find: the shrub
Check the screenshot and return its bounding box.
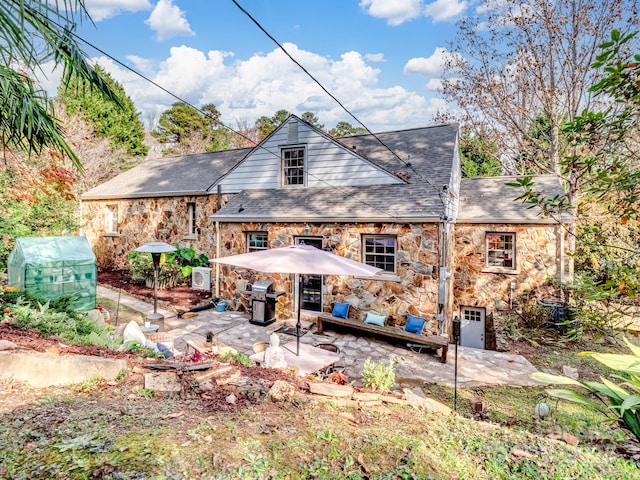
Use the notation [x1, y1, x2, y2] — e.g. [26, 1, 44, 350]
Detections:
[532, 337, 640, 442]
[127, 251, 184, 288]
[170, 246, 209, 278]
[362, 358, 396, 392]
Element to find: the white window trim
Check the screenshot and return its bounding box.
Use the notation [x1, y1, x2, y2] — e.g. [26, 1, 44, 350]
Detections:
[483, 232, 518, 273]
[362, 234, 397, 274]
[246, 231, 268, 252]
[281, 145, 306, 188]
[105, 204, 118, 235]
[187, 202, 197, 237]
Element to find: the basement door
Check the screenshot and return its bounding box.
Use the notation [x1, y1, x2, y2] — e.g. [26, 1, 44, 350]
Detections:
[460, 306, 486, 349]
[294, 237, 323, 312]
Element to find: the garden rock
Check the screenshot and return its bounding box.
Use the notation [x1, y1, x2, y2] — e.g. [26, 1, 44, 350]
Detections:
[0, 340, 18, 351]
[86, 309, 106, 329]
[562, 365, 579, 379]
[268, 380, 296, 401]
[403, 388, 452, 415]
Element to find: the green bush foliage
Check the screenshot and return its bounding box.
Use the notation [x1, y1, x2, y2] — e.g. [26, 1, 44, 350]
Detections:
[532, 337, 640, 442]
[362, 358, 396, 392]
[1, 292, 104, 345]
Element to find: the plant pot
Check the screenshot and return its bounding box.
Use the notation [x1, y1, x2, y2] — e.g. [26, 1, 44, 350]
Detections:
[215, 301, 228, 312]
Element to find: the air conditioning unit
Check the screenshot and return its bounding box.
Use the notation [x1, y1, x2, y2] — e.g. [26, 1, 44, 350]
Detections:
[191, 267, 212, 291]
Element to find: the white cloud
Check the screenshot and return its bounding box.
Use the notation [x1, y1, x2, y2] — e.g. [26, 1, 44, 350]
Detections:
[404, 47, 460, 76]
[145, 0, 194, 41]
[425, 78, 443, 90]
[90, 42, 439, 132]
[424, 0, 467, 22]
[85, 0, 151, 22]
[360, 0, 423, 26]
[125, 55, 156, 76]
[365, 53, 386, 62]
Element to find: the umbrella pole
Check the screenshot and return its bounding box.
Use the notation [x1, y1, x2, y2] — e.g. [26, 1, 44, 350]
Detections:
[296, 276, 302, 356]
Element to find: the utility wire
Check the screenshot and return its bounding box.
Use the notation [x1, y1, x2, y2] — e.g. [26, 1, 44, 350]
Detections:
[231, 0, 447, 206]
[37, 11, 443, 219]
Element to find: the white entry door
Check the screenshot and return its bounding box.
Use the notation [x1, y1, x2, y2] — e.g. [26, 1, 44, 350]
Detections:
[460, 307, 485, 349]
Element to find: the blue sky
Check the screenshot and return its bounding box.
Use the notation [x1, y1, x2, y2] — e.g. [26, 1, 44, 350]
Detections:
[42, 0, 475, 132]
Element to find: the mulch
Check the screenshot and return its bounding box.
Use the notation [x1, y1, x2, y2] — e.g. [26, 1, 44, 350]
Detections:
[0, 323, 138, 362]
[98, 270, 212, 310]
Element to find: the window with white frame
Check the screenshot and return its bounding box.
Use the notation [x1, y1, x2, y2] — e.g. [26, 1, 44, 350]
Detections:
[485, 232, 515, 269]
[187, 202, 197, 236]
[105, 204, 118, 234]
[282, 147, 305, 186]
[246, 232, 268, 252]
[363, 235, 396, 273]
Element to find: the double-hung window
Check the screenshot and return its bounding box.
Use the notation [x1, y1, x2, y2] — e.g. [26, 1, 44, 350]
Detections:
[486, 233, 516, 269]
[105, 205, 118, 234]
[363, 235, 396, 273]
[187, 202, 197, 236]
[282, 147, 305, 187]
[246, 232, 268, 252]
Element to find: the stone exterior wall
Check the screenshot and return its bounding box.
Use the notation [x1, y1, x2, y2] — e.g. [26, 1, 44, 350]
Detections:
[82, 196, 221, 270]
[452, 223, 562, 315]
[215, 222, 443, 334]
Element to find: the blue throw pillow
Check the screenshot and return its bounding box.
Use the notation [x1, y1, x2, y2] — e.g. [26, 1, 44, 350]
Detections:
[364, 312, 386, 327]
[404, 314, 426, 334]
[332, 302, 350, 319]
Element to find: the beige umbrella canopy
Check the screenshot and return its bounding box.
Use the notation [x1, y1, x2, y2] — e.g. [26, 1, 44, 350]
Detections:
[212, 244, 382, 354]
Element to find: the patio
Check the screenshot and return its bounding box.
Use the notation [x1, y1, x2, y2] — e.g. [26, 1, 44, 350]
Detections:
[99, 285, 543, 388]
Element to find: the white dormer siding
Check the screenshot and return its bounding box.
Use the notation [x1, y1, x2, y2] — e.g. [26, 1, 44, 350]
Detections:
[213, 118, 402, 194]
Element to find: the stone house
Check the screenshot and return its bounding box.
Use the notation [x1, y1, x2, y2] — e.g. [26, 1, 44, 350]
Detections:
[81, 115, 570, 348]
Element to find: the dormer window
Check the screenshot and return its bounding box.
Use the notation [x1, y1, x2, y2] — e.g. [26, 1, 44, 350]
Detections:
[282, 147, 305, 187]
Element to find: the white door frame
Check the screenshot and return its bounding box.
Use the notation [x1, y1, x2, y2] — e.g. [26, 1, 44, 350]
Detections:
[459, 306, 486, 349]
[294, 236, 323, 312]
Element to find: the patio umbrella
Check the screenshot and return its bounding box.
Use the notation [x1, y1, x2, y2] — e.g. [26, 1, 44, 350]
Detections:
[212, 244, 382, 355]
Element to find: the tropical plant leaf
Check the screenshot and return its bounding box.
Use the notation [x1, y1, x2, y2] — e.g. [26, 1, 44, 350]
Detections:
[546, 389, 609, 416]
[624, 337, 640, 358]
[591, 353, 640, 374]
[530, 372, 586, 387]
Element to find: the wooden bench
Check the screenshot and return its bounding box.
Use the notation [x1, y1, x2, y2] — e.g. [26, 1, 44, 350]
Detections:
[316, 312, 449, 363]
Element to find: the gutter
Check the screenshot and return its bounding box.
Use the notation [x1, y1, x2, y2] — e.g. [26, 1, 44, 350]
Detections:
[209, 215, 443, 223]
[455, 217, 574, 224]
[82, 191, 210, 201]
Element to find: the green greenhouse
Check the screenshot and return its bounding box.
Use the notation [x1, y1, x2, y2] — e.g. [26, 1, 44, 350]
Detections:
[8, 236, 97, 311]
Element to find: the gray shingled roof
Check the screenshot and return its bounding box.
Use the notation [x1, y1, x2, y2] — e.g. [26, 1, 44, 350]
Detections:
[338, 124, 458, 188]
[213, 124, 458, 222]
[457, 175, 572, 223]
[212, 183, 446, 222]
[82, 148, 251, 200]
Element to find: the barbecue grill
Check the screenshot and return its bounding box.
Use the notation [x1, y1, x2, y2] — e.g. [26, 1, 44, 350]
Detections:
[249, 280, 283, 326]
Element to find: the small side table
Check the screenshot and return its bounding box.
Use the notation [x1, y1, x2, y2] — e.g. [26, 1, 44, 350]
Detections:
[141, 324, 160, 334]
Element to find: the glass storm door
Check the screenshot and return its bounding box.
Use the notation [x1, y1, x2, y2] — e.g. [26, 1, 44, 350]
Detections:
[295, 237, 323, 312]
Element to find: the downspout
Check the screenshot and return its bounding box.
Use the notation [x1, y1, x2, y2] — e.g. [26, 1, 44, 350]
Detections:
[437, 215, 449, 334]
[215, 184, 222, 298]
[215, 220, 221, 298]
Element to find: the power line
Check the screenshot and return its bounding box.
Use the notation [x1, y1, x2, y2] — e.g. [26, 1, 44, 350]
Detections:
[231, 0, 447, 206]
[37, 10, 443, 219]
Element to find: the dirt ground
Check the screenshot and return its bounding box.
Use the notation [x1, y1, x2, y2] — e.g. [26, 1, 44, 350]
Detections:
[97, 270, 213, 311]
[1, 274, 310, 415]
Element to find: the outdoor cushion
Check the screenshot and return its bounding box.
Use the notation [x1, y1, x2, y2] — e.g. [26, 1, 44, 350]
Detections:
[332, 302, 350, 319]
[404, 314, 426, 334]
[364, 312, 386, 327]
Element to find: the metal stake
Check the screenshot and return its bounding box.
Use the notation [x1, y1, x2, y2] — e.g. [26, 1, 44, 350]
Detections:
[452, 316, 461, 411]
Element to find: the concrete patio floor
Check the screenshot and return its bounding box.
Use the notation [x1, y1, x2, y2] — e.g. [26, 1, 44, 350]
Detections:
[98, 286, 544, 388]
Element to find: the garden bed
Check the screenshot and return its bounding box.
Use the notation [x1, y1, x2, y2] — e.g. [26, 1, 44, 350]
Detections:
[98, 270, 212, 310]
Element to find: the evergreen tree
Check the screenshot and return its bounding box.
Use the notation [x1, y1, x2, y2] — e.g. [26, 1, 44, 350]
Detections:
[58, 65, 148, 156]
[1, 0, 120, 170]
[151, 102, 229, 155]
[328, 121, 368, 138]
